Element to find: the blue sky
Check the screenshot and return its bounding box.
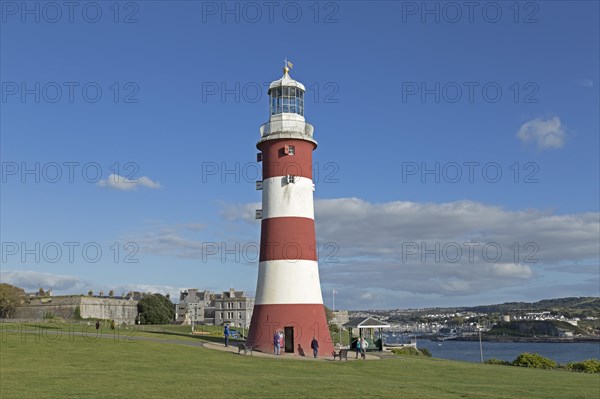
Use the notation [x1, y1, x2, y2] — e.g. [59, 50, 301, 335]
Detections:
[1, 1, 599, 309]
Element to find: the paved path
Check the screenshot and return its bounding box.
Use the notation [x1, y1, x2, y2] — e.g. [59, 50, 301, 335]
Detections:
[203, 341, 381, 361]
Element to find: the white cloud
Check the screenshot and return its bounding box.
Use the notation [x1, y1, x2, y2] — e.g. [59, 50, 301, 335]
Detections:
[134, 230, 206, 259]
[97, 173, 161, 191]
[220, 202, 260, 223]
[576, 79, 594, 88]
[516, 117, 567, 149]
[490, 263, 534, 279]
[360, 292, 374, 300]
[122, 198, 598, 305]
[178, 223, 206, 231]
[0, 270, 84, 292]
[314, 198, 599, 266]
[219, 198, 598, 300]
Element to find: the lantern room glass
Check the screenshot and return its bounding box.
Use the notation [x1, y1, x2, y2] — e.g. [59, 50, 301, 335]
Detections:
[270, 86, 304, 116]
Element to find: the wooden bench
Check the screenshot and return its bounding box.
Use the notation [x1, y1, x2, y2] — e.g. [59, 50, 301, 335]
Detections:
[332, 349, 349, 361]
[237, 343, 253, 355]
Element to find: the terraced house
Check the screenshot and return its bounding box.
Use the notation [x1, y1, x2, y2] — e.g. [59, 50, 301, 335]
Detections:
[176, 288, 253, 328]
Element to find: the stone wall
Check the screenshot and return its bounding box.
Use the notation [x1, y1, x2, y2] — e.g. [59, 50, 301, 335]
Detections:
[80, 297, 138, 324]
[15, 296, 138, 324]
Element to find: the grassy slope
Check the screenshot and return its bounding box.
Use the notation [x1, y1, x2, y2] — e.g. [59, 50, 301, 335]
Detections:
[2, 328, 599, 399]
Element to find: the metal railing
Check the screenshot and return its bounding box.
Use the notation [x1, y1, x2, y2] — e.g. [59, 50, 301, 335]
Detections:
[259, 121, 314, 137]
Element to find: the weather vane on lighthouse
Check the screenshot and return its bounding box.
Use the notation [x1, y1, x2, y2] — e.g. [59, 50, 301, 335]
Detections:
[246, 64, 334, 355]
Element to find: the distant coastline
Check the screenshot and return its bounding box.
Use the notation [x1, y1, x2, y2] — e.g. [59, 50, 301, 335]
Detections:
[448, 335, 600, 343]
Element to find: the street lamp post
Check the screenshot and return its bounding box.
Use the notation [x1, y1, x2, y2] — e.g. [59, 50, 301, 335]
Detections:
[478, 327, 484, 362]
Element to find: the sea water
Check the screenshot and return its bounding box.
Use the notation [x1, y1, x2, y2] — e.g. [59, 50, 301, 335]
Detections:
[415, 340, 600, 364]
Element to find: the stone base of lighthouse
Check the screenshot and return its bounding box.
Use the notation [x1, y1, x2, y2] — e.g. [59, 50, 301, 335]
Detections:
[246, 303, 335, 355]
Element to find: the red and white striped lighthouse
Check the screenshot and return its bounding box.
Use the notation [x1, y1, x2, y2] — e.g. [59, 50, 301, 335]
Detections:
[246, 64, 334, 355]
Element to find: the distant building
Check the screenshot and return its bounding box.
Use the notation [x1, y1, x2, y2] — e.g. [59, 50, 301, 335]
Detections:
[176, 289, 213, 324]
[331, 310, 350, 326]
[558, 330, 574, 339]
[214, 289, 254, 328]
[176, 288, 253, 327]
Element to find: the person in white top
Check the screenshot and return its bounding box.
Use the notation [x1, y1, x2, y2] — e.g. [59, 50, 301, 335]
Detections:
[360, 337, 368, 359]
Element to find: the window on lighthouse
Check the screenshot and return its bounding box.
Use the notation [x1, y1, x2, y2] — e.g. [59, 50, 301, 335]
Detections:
[270, 86, 304, 116]
[284, 145, 295, 155]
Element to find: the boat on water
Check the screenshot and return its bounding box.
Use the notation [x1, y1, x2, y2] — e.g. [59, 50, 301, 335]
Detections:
[432, 334, 459, 341]
[433, 327, 460, 341]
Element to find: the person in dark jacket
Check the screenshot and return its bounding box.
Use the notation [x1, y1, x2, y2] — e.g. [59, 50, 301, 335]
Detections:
[310, 336, 319, 358]
[224, 325, 230, 347]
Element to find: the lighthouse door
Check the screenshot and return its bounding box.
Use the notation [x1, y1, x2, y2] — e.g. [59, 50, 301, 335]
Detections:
[284, 327, 294, 353]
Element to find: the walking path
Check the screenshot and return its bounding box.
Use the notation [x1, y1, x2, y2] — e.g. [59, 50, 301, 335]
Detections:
[203, 341, 381, 361]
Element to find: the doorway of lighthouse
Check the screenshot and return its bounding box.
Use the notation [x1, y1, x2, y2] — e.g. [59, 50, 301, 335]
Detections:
[284, 327, 294, 353]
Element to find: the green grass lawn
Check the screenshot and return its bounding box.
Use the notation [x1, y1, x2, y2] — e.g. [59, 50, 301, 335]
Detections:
[0, 321, 226, 343]
[1, 324, 598, 399]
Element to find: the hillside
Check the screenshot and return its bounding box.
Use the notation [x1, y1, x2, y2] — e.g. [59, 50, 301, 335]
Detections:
[379, 297, 600, 320]
[487, 320, 586, 338]
[468, 297, 600, 317]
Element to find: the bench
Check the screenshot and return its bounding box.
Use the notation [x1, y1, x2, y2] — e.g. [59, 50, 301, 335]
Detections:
[237, 343, 253, 355]
[332, 349, 348, 361]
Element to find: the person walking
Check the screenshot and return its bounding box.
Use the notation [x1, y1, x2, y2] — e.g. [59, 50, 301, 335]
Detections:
[273, 331, 281, 355]
[95, 320, 100, 332]
[224, 324, 230, 347]
[360, 337, 368, 359]
[310, 336, 319, 358]
[355, 338, 361, 359]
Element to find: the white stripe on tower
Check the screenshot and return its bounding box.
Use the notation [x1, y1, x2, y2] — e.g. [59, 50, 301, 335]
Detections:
[255, 260, 323, 304]
[261, 176, 314, 220]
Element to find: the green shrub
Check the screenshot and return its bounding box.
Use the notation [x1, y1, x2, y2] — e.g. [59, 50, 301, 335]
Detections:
[567, 359, 600, 373]
[512, 352, 556, 369]
[485, 358, 511, 366]
[420, 348, 432, 357]
[391, 347, 431, 357]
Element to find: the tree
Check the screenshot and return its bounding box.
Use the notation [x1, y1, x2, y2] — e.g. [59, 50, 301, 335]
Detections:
[451, 317, 465, 326]
[88, 290, 93, 296]
[108, 290, 114, 298]
[137, 294, 175, 325]
[0, 284, 25, 318]
[324, 305, 333, 323]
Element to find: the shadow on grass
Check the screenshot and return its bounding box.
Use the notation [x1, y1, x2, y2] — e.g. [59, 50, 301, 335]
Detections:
[142, 330, 246, 345]
[22, 323, 62, 330]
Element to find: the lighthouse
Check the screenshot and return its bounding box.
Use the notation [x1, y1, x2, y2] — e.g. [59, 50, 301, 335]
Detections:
[246, 63, 334, 355]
